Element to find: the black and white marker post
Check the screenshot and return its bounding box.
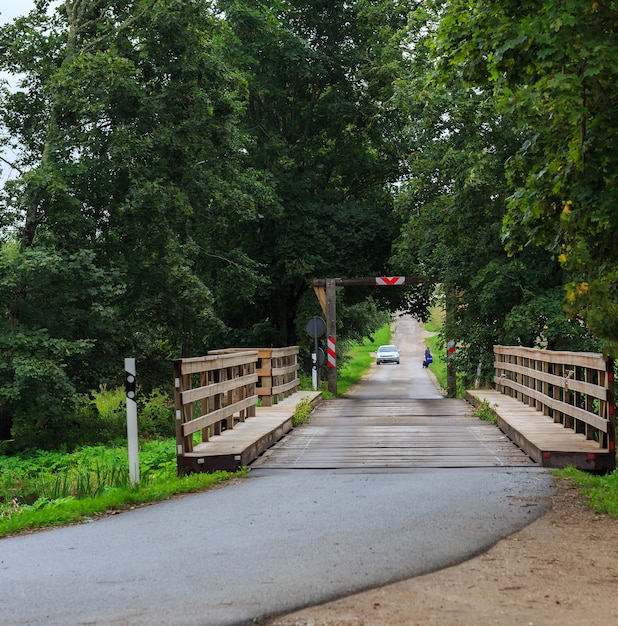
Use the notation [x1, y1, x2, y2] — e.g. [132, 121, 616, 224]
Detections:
[125, 357, 140, 485]
[305, 316, 326, 391]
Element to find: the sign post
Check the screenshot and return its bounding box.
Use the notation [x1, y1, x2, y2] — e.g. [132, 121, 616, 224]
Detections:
[305, 316, 326, 391]
[125, 358, 140, 485]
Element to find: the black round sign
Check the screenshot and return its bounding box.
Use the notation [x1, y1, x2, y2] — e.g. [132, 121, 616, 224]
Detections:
[305, 316, 326, 338]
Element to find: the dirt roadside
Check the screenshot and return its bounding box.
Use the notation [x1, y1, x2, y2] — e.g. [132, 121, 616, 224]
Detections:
[266, 476, 618, 626]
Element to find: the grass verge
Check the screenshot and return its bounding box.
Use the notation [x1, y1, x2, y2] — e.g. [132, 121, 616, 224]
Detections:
[422, 306, 448, 392]
[0, 442, 247, 538]
[554, 466, 618, 517]
[337, 324, 391, 396]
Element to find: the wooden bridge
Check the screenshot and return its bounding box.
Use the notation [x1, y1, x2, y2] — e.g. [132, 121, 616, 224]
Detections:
[468, 346, 615, 473]
[172, 345, 616, 474]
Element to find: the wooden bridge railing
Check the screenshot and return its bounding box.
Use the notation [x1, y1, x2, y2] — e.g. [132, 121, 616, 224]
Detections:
[173, 347, 301, 473]
[208, 347, 299, 405]
[493, 345, 616, 455]
[173, 351, 259, 463]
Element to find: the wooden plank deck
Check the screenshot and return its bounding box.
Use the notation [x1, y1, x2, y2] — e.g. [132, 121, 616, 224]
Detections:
[466, 390, 614, 472]
[178, 390, 322, 473]
[252, 398, 534, 469]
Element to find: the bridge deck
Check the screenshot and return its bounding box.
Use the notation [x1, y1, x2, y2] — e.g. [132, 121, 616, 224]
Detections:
[466, 390, 614, 472]
[252, 397, 533, 469]
[180, 390, 613, 473]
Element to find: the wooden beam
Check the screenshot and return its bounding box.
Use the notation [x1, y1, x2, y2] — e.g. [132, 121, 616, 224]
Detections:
[313, 286, 327, 316]
[312, 276, 429, 287]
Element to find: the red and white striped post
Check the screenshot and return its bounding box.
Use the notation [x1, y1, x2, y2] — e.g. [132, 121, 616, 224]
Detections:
[327, 337, 336, 369]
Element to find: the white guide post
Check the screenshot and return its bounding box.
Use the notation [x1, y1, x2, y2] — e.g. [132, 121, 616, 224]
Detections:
[125, 357, 140, 485]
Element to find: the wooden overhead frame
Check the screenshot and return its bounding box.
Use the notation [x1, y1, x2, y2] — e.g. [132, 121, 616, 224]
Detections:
[311, 276, 430, 395]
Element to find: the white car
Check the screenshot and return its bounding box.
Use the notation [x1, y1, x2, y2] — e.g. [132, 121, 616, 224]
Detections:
[376, 345, 400, 365]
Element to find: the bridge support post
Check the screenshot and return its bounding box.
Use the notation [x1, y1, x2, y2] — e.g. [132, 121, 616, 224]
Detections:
[326, 278, 337, 395]
[446, 286, 457, 398]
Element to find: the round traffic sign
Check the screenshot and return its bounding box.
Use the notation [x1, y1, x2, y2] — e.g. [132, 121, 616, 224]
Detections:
[305, 316, 326, 338]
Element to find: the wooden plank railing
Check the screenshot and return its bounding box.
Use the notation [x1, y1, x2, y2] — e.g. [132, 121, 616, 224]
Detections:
[208, 347, 300, 405]
[173, 351, 258, 461]
[493, 345, 616, 453]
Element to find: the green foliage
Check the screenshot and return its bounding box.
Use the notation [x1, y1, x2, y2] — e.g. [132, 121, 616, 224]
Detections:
[502, 287, 600, 352]
[423, 306, 466, 397]
[292, 397, 314, 427]
[555, 467, 618, 518]
[0, 0, 273, 449]
[92, 385, 175, 442]
[392, 2, 604, 388]
[472, 399, 498, 424]
[92, 385, 126, 438]
[3, 0, 614, 454]
[138, 388, 175, 440]
[90, 385, 175, 443]
[337, 323, 391, 396]
[0, 2, 418, 450]
[424, 324, 446, 390]
[435, 0, 618, 353]
[0, 242, 124, 446]
[217, 0, 418, 346]
[0, 440, 247, 537]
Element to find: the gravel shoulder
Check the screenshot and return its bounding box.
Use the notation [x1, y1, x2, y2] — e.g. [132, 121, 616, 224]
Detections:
[267, 476, 618, 626]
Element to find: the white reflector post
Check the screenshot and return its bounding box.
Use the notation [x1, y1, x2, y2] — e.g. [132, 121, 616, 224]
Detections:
[125, 357, 140, 485]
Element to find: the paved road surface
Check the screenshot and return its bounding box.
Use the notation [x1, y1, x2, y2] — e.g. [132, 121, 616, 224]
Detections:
[353, 313, 444, 399]
[0, 316, 553, 626]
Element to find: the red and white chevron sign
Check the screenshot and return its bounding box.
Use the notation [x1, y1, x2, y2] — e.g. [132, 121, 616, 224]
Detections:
[327, 337, 336, 368]
[375, 276, 405, 286]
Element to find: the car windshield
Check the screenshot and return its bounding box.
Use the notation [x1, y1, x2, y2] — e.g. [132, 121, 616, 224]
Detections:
[379, 346, 397, 352]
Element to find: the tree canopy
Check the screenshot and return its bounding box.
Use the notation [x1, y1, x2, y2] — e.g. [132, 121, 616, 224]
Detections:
[0, 0, 417, 448]
[434, 0, 618, 353]
[0, 0, 616, 448]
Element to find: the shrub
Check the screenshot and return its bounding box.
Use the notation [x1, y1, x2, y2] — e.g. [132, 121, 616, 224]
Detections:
[138, 388, 174, 440]
[473, 399, 497, 423]
[92, 386, 128, 442]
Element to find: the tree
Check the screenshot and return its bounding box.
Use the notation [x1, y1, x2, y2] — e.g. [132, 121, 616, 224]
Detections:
[0, 0, 271, 447]
[436, 0, 618, 354]
[216, 0, 423, 347]
[391, 2, 599, 386]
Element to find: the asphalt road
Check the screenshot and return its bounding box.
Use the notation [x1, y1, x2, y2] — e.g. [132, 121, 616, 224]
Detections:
[350, 312, 445, 400]
[0, 316, 554, 626]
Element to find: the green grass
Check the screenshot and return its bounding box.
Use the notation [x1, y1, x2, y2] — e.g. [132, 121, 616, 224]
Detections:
[292, 397, 314, 427]
[423, 306, 466, 397]
[472, 399, 497, 424]
[554, 466, 618, 517]
[423, 307, 447, 392]
[337, 324, 391, 396]
[0, 441, 246, 538]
